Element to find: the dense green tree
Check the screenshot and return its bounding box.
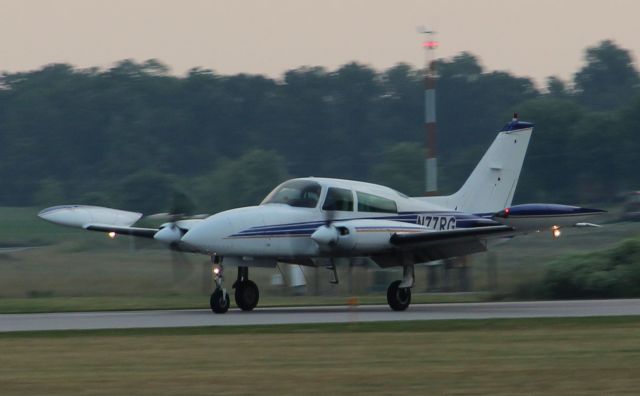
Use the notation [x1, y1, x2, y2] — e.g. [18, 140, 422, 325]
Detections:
[373, 63, 423, 146]
[112, 170, 181, 214]
[540, 237, 640, 299]
[194, 149, 290, 212]
[615, 97, 640, 188]
[436, 53, 538, 153]
[370, 142, 424, 196]
[574, 40, 640, 110]
[436, 52, 482, 80]
[515, 98, 585, 202]
[0, 42, 637, 211]
[567, 112, 623, 200]
[546, 76, 569, 98]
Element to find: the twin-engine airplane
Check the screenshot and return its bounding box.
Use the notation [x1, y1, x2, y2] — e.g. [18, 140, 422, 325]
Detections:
[39, 115, 605, 313]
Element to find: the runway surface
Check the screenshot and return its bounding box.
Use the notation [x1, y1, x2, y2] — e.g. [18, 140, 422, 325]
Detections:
[1, 299, 640, 332]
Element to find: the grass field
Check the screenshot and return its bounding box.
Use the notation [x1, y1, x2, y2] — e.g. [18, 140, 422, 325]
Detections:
[1, 317, 640, 395]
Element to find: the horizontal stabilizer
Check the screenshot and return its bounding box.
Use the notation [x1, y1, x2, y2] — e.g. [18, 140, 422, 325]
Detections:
[493, 204, 606, 231]
[574, 222, 602, 228]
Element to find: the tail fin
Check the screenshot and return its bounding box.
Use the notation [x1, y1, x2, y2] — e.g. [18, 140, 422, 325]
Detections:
[419, 118, 533, 214]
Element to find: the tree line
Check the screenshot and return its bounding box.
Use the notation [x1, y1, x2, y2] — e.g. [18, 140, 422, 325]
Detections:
[0, 40, 638, 214]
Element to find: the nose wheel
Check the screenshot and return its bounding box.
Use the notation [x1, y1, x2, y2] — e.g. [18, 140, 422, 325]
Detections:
[210, 259, 230, 314]
[210, 288, 230, 313]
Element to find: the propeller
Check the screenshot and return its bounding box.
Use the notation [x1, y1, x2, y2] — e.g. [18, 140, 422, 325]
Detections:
[150, 191, 202, 247]
[310, 207, 366, 290]
[311, 203, 341, 247]
[148, 192, 201, 284]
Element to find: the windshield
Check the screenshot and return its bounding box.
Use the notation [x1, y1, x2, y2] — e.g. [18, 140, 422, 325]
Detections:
[261, 180, 322, 208]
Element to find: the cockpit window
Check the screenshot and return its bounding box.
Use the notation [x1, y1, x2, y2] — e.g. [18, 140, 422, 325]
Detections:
[261, 180, 322, 208]
[322, 187, 354, 211]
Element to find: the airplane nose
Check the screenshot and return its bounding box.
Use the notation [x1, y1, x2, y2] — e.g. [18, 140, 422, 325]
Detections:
[181, 207, 261, 254]
[181, 217, 230, 253]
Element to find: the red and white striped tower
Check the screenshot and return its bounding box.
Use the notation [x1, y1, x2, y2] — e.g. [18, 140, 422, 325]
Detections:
[421, 29, 439, 195]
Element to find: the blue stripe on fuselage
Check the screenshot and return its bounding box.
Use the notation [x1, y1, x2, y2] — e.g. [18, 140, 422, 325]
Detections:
[229, 212, 498, 238]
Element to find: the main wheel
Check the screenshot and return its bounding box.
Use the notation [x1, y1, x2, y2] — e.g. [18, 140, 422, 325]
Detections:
[210, 288, 230, 314]
[235, 280, 259, 311]
[387, 280, 411, 311]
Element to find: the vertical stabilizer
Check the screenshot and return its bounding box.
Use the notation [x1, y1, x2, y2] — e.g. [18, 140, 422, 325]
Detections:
[418, 117, 533, 214]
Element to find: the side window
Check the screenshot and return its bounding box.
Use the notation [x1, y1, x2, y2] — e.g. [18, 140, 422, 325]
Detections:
[357, 191, 397, 213]
[322, 187, 354, 211]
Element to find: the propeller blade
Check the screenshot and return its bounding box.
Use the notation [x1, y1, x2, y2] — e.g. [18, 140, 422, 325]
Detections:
[146, 212, 174, 221]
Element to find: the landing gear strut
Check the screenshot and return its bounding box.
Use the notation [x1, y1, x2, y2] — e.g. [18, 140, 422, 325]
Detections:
[233, 266, 260, 311]
[386, 264, 414, 311]
[209, 258, 230, 314]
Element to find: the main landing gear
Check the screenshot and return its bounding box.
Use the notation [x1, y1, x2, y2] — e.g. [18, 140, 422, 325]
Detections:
[233, 266, 259, 311]
[209, 262, 260, 314]
[386, 264, 414, 311]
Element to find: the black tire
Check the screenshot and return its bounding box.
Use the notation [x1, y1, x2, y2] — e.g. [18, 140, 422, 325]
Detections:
[210, 289, 230, 314]
[386, 280, 411, 311]
[235, 280, 259, 311]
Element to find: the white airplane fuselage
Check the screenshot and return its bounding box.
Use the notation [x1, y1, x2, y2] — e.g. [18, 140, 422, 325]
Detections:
[181, 177, 496, 259]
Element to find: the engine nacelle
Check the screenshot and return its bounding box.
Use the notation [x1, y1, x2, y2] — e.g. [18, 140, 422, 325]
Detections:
[313, 219, 426, 254]
[153, 224, 183, 245]
[154, 219, 206, 251]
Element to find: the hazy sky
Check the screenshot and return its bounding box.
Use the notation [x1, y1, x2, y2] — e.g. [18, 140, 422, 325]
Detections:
[2, 0, 639, 86]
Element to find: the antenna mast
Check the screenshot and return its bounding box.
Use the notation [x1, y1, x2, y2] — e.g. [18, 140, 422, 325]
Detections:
[420, 28, 439, 195]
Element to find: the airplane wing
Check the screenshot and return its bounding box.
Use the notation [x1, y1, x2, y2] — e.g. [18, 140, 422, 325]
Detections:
[38, 205, 144, 228]
[38, 205, 206, 252]
[84, 219, 204, 238]
[387, 225, 515, 262]
[83, 222, 204, 253]
[83, 224, 159, 238]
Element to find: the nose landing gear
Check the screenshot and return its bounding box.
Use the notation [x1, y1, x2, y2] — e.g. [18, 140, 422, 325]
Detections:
[210, 262, 230, 313]
[210, 288, 230, 313]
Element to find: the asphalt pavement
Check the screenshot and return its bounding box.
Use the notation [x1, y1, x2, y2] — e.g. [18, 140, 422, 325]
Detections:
[1, 299, 639, 332]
